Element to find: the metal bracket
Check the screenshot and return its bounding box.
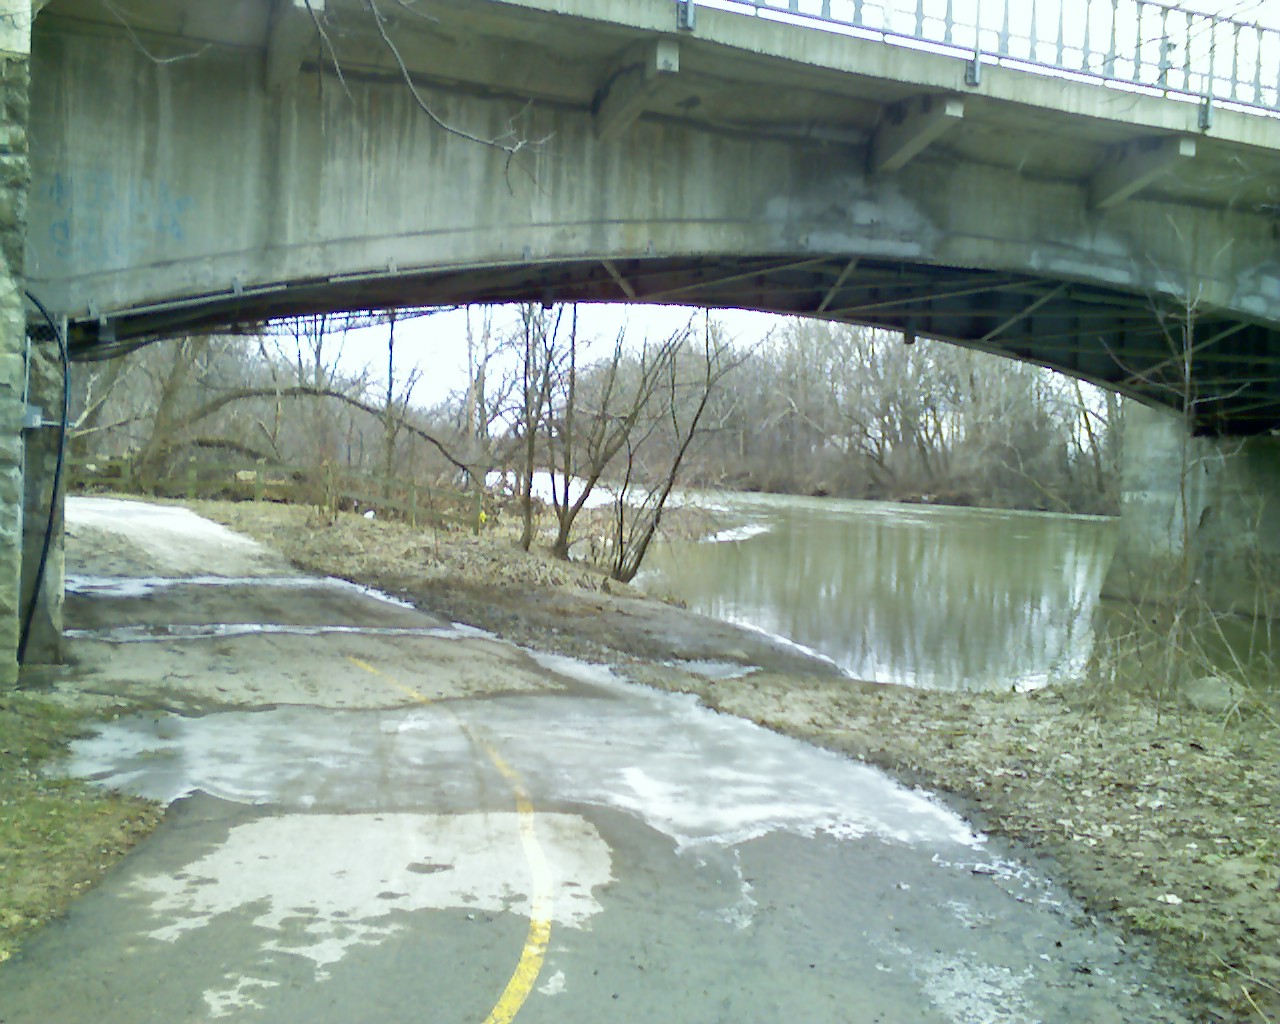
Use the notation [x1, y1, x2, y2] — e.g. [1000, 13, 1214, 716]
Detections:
[22, 404, 44, 431]
[965, 54, 981, 87]
[1198, 94, 1214, 132]
[676, 0, 695, 32]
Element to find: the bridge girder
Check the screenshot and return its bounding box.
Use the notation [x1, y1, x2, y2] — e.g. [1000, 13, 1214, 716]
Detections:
[27, 0, 1280, 435]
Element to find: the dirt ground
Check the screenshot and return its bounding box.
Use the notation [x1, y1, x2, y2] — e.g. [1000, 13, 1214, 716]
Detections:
[5, 495, 1279, 1021]
[185, 499, 1280, 1024]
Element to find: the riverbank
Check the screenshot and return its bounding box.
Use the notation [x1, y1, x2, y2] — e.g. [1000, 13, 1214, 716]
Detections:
[184, 499, 1279, 1023]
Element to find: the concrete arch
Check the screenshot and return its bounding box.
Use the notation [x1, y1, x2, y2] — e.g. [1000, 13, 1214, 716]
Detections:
[27, 3, 1280, 434]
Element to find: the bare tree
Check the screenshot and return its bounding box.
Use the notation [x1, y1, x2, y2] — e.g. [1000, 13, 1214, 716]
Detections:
[606, 314, 740, 583]
[545, 319, 687, 561]
[514, 304, 564, 551]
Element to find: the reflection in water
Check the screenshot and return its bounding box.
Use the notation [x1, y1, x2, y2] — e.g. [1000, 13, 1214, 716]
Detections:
[639, 495, 1117, 692]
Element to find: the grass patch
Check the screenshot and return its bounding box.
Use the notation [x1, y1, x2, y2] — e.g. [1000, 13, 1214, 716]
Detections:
[0, 693, 160, 963]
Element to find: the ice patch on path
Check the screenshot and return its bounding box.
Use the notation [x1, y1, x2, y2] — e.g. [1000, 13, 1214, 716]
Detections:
[669, 659, 759, 681]
[913, 950, 1038, 1024]
[67, 497, 287, 577]
[473, 652, 983, 851]
[65, 572, 417, 609]
[135, 811, 612, 1016]
[537, 971, 567, 996]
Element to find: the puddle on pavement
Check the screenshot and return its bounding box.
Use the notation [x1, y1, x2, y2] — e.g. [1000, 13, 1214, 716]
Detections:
[66, 573, 417, 609]
[45, 652, 1192, 1024]
[66, 623, 478, 642]
[65, 573, 492, 642]
[66, 655, 981, 853]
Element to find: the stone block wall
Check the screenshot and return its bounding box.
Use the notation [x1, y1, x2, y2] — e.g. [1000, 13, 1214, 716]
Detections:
[0, 51, 30, 686]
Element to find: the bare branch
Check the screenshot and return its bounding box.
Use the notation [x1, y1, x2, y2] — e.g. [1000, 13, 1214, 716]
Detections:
[365, 0, 527, 155]
[99, 0, 211, 64]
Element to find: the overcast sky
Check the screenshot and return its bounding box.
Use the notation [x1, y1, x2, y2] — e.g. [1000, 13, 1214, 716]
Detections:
[340, 304, 791, 411]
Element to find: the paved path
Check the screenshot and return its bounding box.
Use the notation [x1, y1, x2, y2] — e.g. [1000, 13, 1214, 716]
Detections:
[0, 500, 1189, 1023]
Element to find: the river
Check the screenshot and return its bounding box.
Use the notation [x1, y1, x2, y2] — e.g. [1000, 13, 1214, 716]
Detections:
[639, 492, 1280, 693]
[638, 493, 1119, 692]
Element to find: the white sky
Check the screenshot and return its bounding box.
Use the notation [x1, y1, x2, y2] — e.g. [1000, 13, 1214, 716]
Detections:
[340, 305, 789, 411]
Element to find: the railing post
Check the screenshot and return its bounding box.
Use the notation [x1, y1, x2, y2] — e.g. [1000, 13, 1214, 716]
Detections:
[676, 0, 696, 32]
[1229, 22, 1241, 101]
[966, 0, 983, 85]
[1133, 2, 1144, 83]
[1252, 26, 1263, 107]
[1055, 0, 1065, 67]
[1104, 0, 1117, 76]
[1183, 11, 1195, 93]
[1204, 18, 1218, 123]
[1157, 6, 1172, 87]
[1081, 0, 1092, 73]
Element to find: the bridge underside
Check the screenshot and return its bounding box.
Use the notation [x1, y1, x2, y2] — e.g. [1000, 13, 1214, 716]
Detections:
[70, 254, 1280, 438]
[31, 0, 1280, 437]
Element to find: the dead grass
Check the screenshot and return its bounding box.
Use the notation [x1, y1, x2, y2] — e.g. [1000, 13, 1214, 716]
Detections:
[185, 498, 631, 595]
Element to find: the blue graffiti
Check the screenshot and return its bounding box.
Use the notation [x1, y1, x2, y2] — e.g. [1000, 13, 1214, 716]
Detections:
[45, 170, 195, 264]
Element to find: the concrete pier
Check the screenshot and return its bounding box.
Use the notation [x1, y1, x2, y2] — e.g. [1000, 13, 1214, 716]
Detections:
[1104, 403, 1280, 617]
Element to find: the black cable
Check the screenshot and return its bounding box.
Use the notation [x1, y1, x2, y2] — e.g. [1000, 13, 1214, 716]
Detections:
[17, 292, 70, 665]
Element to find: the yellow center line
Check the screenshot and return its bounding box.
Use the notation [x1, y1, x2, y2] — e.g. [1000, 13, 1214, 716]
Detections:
[346, 656, 554, 1024]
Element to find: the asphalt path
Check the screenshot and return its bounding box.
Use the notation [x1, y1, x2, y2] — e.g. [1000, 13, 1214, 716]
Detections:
[0, 500, 1191, 1023]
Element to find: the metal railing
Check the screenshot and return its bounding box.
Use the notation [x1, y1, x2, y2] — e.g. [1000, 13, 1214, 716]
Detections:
[692, 0, 1280, 118]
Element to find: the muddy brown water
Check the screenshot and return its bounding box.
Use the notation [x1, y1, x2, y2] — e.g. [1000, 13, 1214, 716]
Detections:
[638, 493, 1277, 692]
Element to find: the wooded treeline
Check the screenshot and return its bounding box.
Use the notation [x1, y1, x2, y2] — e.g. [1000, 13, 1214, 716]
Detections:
[688, 319, 1122, 514]
[70, 304, 1123, 551]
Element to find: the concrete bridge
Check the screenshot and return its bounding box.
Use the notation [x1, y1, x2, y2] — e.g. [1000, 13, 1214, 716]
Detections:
[1, 0, 1279, 680]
